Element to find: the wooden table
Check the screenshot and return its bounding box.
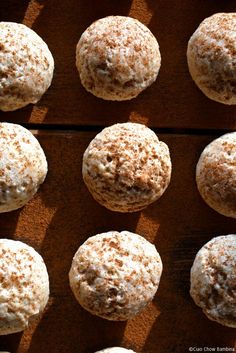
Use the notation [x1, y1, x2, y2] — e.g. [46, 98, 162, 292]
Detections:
[0, 1, 236, 353]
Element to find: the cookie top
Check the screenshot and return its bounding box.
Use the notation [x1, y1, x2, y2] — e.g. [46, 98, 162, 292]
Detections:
[0, 239, 49, 335]
[0, 22, 54, 111]
[69, 231, 162, 321]
[0, 122, 48, 213]
[95, 348, 136, 353]
[76, 16, 161, 100]
[190, 235, 236, 327]
[196, 132, 236, 218]
[187, 13, 236, 104]
[83, 123, 171, 212]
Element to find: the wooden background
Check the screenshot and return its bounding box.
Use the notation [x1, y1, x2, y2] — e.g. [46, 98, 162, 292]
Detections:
[0, 1, 236, 352]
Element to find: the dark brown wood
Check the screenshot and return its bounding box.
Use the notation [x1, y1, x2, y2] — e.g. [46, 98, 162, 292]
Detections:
[1, 0, 236, 129]
[0, 132, 235, 353]
[0, 1, 236, 352]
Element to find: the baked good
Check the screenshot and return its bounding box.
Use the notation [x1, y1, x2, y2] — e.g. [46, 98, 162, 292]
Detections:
[190, 234, 236, 327]
[0, 22, 54, 111]
[76, 16, 161, 100]
[196, 132, 236, 218]
[187, 13, 236, 104]
[0, 239, 49, 335]
[69, 230, 163, 321]
[95, 348, 136, 353]
[0, 122, 48, 213]
[82, 122, 171, 212]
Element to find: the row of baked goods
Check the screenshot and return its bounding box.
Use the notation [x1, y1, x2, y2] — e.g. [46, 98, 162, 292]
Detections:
[0, 232, 235, 337]
[1, 13, 236, 111]
[0, 121, 234, 219]
[82, 123, 236, 218]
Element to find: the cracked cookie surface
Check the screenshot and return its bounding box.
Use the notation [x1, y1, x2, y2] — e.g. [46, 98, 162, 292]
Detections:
[69, 231, 162, 321]
[0, 122, 47, 213]
[190, 234, 236, 327]
[76, 16, 161, 100]
[196, 132, 236, 218]
[0, 22, 54, 111]
[82, 122, 171, 212]
[0, 239, 49, 335]
[187, 13, 236, 104]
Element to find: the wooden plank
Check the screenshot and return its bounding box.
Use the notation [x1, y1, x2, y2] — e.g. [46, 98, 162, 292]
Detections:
[0, 0, 236, 129]
[0, 131, 235, 353]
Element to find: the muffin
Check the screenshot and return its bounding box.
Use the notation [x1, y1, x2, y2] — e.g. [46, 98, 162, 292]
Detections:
[196, 132, 236, 218]
[0, 239, 49, 335]
[190, 235, 236, 327]
[0, 122, 48, 213]
[76, 16, 161, 100]
[0, 22, 54, 111]
[95, 348, 136, 353]
[82, 122, 171, 212]
[187, 13, 236, 104]
[69, 231, 163, 321]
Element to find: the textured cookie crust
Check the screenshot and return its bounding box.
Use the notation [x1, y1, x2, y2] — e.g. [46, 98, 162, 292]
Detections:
[83, 123, 171, 212]
[196, 132, 236, 218]
[69, 231, 163, 321]
[190, 235, 236, 327]
[95, 348, 136, 353]
[0, 122, 48, 213]
[0, 22, 54, 111]
[0, 239, 49, 335]
[187, 13, 236, 104]
[76, 16, 161, 100]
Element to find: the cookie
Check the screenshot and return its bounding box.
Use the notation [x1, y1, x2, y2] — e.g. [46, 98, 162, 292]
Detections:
[76, 16, 161, 100]
[190, 235, 236, 327]
[187, 13, 236, 104]
[0, 22, 54, 111]
[0, 123, 48, 213]
[196, 132, 236, 218]
[83, 123, 171, 212]
[0, 239, 49, 334]
[69, 231, 162, 321]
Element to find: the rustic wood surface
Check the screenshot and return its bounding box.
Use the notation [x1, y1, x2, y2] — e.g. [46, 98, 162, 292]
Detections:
[1, 0, 236, 129]
[0, 1, 236, 353]
[0, 132, 235, 353]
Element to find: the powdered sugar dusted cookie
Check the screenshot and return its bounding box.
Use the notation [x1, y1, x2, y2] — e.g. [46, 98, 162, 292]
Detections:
[187, 13, 236, 104]
[69, 231, 163, 321]
[0, 239, 49, 335]
[196, 132, 236, 218]
[0, 22, 54, 111]
[76, 16, 161, 100]
[82, 123, 171, 212]
[190, 235, 236, 327]
[0, 122, 48, 213]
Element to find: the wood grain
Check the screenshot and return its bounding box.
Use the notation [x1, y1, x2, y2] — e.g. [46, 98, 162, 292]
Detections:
[0, 131, 235, 353]
[0, 0, 236, 352]
[0, 0, 236, 129]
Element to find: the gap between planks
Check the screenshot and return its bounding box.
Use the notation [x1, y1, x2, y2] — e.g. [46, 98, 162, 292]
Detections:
[19, 123, 235, 136]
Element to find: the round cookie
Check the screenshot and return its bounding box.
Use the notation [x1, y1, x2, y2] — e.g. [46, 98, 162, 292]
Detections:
[95, 348, 136, 353]
[0, 22, 54, 111]
[0, 122, 48, 213]
[190, 235, 236, 327]
[69, 231, 163, 321]
[196, 132, 236, 218]
[0, 239, 49, 335]
[187, 13, 236, 104]
[76, 16, 161, 100]
[82, 122, 171, 212]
